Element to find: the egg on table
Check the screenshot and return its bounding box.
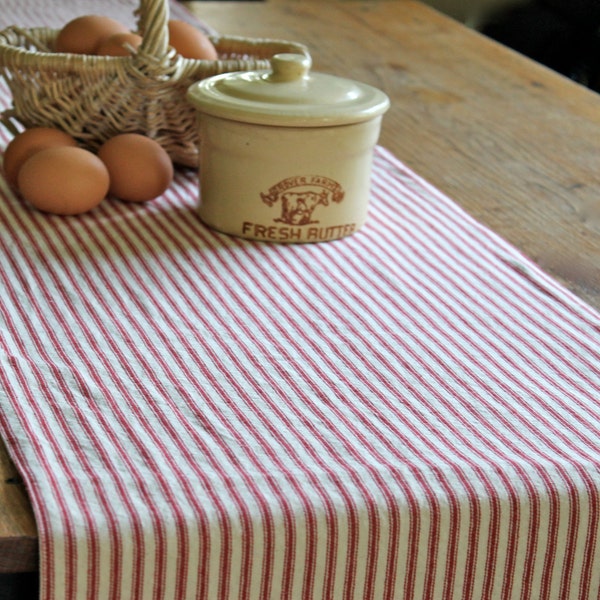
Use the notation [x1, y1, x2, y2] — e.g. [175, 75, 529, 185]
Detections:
[2, 127, 78, 188]
[98, 133, 174, 203]
[18, 146, 110, 215]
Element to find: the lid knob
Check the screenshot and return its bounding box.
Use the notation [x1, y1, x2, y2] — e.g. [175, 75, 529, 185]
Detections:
[268, 53, 312, 83]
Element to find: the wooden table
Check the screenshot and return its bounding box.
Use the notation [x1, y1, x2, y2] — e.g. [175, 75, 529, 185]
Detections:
[1, 0, 599, 575]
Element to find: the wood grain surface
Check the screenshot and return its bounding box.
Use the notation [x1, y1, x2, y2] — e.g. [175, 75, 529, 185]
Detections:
[0, 438, 37, 573]
[1, 0, 598, 575]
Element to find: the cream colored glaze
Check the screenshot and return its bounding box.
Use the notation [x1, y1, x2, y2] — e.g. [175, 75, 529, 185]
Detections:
[187, 54, 389, 243]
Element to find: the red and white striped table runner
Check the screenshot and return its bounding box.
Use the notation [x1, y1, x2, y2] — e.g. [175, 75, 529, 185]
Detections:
[1, 2, 600, 599]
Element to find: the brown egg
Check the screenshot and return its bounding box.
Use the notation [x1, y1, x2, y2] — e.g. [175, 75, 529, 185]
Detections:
[55, 15, 129, 55]
[167, 19, 218, 60]
[98, 134, 173, 202]
[3, 127, 78, 188]
[95, 32, 143, 57]
[18, 147, 110, 215]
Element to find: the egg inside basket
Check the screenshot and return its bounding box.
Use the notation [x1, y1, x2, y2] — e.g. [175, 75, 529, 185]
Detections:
[0, 0, 310, 168]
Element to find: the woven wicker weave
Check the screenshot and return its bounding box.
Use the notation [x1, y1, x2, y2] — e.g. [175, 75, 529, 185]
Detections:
[0, 0, 309, 167]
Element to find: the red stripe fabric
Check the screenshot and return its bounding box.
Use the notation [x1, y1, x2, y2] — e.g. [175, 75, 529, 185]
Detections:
[2, 2, 600, 599]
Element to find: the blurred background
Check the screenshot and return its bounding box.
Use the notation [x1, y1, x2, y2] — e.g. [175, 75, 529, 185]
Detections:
[425, 0, 600, 92]
[194, 0, 600, 92]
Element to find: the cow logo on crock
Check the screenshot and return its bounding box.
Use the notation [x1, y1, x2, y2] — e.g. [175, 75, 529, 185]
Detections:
[260, 175, 345, 225]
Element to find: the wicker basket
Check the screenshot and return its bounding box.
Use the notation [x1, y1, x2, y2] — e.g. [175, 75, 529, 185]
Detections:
[0, 0, 309, 167]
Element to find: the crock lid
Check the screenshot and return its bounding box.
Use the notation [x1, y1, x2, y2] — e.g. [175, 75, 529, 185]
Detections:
[186, 53, 390, 127]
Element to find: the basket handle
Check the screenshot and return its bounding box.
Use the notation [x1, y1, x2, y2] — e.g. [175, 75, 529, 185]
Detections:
[136, 0, 170, 58]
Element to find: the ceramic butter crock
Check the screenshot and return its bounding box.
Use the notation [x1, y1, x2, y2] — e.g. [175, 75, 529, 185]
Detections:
[186, 53, 390, 243]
